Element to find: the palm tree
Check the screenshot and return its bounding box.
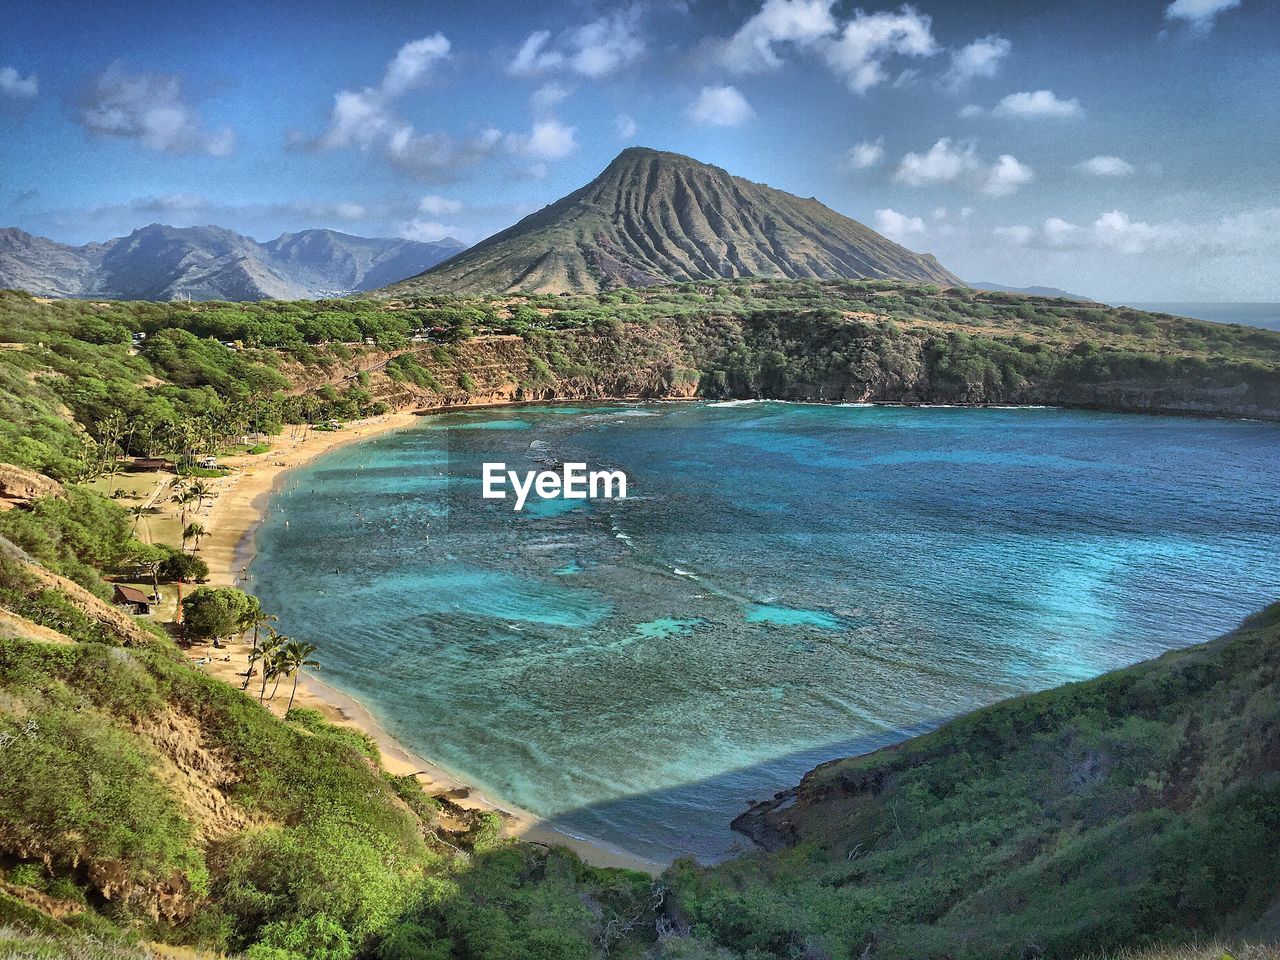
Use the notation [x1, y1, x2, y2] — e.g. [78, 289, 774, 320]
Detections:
[175, 488, 197, 526]
[190, 480, 213, 512]
[241, 610, 277, 688]
[184, 522, 207, 551]
[128, 503, 148, 535]
[278, 640, 320, 712]
[256, 631, 285, 703]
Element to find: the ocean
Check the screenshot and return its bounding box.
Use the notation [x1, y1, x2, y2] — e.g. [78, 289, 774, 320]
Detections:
[249, 403, 1280, 864]
[1118, 302, 1280, 332]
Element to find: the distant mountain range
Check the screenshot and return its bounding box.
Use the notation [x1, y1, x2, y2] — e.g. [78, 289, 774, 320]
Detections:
[966, 280, 1093, 302]
[386, 147, 960, 296]
[0, 225, 464, 301]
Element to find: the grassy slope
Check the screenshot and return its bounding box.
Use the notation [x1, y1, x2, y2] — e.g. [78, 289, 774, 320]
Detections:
[668, 604, 1280, 960]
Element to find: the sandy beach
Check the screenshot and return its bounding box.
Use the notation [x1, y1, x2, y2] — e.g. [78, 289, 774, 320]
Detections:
[168, 410, 663, 876]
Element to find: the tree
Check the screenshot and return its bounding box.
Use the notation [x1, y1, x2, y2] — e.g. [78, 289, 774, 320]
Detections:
[183, 521, 206, 551]
[242, 609, 278, 688]
[128, 503, 148, 535]
[181, 586, 260, 647]
[255, 630, 285, 703]
[159, 551, 208, 583]
[279, 641, 320, 711]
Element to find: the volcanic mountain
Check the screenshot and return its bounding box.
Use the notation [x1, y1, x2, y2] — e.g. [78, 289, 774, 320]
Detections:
[0, 224, 464, 301]
[386, 147, 960, 295]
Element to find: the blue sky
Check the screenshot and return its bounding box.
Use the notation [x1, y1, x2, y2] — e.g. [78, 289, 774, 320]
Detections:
[1, 0, 1277, 299]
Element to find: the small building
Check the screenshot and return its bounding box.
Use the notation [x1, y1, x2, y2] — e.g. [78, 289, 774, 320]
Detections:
[131, 457, 175, 472]
[113, 584, 153, 615]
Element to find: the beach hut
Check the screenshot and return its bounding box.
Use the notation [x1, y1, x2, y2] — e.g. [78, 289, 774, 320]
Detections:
[113, 584, 153, 615]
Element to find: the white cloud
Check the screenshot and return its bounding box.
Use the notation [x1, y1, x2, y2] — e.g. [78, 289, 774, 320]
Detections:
[874, 208, 926, 240]
[77, 66, 234, 156]
[509, 7, 645, 79]
[994, 224, 1033, 246]
[399, 219, 462, 243]
[716, 0, 838, 73]
[510, 31, 563, 75]
[822, 5, 938, 94]
[1042, 216, 1081, 245]
[958, 103, 984, 118]
[993, 89, 1083, 119]
[507, 118, 578, 160]
[894, 137, 978, 186]
[983, 154, 1034, 196]
[418, 195, 463, 216]
[531, 82, 570, 114]
[381, 34, 451, 97]
[614, 113, 638, 139]
[0, 66, 38, 98]
[845, 137, 885, 170]
[941, 34, 1010, 90]
[1164, 0, 1240, 32]
[307, 35, 517, 182]
[384, 127, 504, 181]
[895, 138, 1032, 195]
[988, 208, 1280, 258]
[1077, 155, 1135, 177]
[315, 34, 450, 151]
[688, 85, 754, 126]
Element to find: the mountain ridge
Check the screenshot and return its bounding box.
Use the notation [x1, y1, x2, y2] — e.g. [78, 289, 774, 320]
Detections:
[0, 224, 464, 301]
[386, 146, 960, 295]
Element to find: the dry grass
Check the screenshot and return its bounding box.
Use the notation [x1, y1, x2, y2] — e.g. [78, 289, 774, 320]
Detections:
[1086, 942, 1280, 960]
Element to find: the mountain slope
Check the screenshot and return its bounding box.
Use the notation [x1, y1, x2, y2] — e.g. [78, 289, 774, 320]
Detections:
[0, 225, 464, 301]
[386, 147, 960, 295]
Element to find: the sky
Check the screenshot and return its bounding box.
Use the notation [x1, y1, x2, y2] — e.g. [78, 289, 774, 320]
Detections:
[1, 0, 1277, 300]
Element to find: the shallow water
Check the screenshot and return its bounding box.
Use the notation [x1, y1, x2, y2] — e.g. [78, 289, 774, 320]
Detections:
[250, 403, 1280, 863]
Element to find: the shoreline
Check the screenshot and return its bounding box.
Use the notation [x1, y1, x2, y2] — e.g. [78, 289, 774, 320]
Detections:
[192, 406, 667, 876]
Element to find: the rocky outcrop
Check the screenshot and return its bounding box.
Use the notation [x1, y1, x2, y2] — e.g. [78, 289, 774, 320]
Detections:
[0, 462, 64, 511]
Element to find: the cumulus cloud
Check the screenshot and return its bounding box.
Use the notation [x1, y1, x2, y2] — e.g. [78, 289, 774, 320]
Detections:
[715, 0, 837, 73]
[0, 66, 38, 98]
[874, 207, 926, 240]
[845, 137, 885, 170]
[1077, 155, 1135, 177]
[823, 5, 938, 94]
[894, 137, 1033, 195]
[894, 137, 978, 186]
[313, 33, 450, 151]
[983, 154, 1034, 196]
[305, 35, 530, 182]
[992, 207, 1280, 257]
[1164, 0, 1240, 32]
[77, 66, 234, 155]
[688, 85, 754, 126]
[506, 118, 578, 160]
[399, 219, 462, 243]
[941, 34, 1010, 91]
[509, 6, 645, 79]
[958, 103, 984, 118]
[384, 127, 504, 181]
[993, 89, 1083, 119]
[993, 224, 1033, 246]
[418, 195, 463, 216]
[614, 113, 639, 139]
[530, 82, 570, 114]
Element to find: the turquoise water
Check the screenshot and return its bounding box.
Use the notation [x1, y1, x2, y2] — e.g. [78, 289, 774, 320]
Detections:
[250, 403, 1280, 863]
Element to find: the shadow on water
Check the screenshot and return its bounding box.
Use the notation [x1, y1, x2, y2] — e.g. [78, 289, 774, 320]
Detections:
[524, 718, 947, 868]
